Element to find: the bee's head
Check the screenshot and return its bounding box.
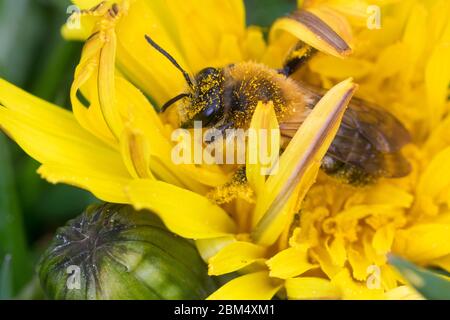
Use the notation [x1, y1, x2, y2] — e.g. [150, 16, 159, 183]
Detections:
[182, 67, 225, 128]
[145, 35, 226, 129]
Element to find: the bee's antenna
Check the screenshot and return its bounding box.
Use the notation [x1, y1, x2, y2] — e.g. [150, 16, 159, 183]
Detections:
[160, 93, 190, 112]
[145, 35, 194, 88]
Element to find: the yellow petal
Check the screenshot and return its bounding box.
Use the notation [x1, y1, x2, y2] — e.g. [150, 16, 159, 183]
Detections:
[252, 79, 357, 245]
[0, 80, 129, 180]
[115, 77, 227, 189]
[267, 246, 318, 279]
[70, 32, 117, 144]
[196, 236, 236, 262]
[425, 22, 450, 128]
[62, 13, 97, 41]
[209, 242, 266, 276]
[417, 147, 450, 208]
[332, 269, 384, 300]
[385, 286, 424, 300]
[327, 236, 347, 267]
[126, 179, 236, 239]
[372, 43, 409, 83]
[285, 277, 341, 300]
[270, 9, 352, 58]
[62, 1, 116, 41]
[348, 247, 372, 281]
[393, 223, 450, 262]
[246, 101, 280, 195]
[358, 182, 414, 208]
[309, 55, 374, 80]
[316, 0, 372, 26]
[72, 0, 104, 8]
[120, 127, 153, 179]
[164, 0, 245, 71]
[207, 271, 281, 300]
[38, 164, 130, 203]
[380, 265, 402, 291]
[243, 26, 267, 61]
[97, 27, 122, 138]
[372, 224, 395, 255]
[311, 247, 342, 278]
[430, 254, 450, 273]
[68, 1, 130, 142]
[362, 231, 386, 266]
[115, 0, 189, 106]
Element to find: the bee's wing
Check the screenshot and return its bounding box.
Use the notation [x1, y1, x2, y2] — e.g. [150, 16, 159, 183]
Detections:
[342, 97, 411, 153]
[281, 83, 412, 178]
[326, 125, 411, 178]
[296, 82, 411, 152]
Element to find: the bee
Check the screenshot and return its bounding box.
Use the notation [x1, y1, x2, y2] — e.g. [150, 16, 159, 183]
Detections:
[144, 10, 411, 185]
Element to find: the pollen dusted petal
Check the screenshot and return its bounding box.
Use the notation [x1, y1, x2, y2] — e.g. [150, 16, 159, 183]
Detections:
[252, 78, 357, 246]
[208, 241, 266, 276]
[207, 271, 282, 300]
[126, 179, 237, 239]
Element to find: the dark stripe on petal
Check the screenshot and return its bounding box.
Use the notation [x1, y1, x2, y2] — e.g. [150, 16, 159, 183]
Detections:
[290, 10, 351, 55]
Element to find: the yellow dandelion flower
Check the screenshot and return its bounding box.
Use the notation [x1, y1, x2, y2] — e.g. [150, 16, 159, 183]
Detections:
[0, 0, 449, 300]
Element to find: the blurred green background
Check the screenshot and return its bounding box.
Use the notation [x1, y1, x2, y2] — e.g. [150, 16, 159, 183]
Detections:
[0, 0, 297, 299]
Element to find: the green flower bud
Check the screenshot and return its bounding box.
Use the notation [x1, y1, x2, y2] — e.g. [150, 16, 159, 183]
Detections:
[38, 203, 217, 300]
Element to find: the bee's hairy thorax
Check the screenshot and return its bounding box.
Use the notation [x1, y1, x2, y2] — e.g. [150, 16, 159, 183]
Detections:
[222, 62, 306, 128]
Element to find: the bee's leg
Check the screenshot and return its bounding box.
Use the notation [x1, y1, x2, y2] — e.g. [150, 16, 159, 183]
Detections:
[204, 122, 235, 144]
[279, 41, 317, 77]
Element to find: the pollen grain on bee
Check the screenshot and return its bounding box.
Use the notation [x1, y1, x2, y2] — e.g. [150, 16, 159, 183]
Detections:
[170, 121, 280, 175]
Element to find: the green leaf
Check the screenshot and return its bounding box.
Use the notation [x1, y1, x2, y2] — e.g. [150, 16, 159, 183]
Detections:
[0, 255, 13, 299]
[389, 255, 450, 300]
[0, 133, 32, 294]
[245, 0, 297, 28]
[15, 276, 45, 300]
[31, 40, 82, 104]
[0, 0, 47, 85]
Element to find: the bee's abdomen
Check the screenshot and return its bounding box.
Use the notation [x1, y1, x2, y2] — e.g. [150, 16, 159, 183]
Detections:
[322, 97, 411, 185]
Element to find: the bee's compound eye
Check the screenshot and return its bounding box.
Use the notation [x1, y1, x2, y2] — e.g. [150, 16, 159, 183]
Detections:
[184, 94, 224, 128]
